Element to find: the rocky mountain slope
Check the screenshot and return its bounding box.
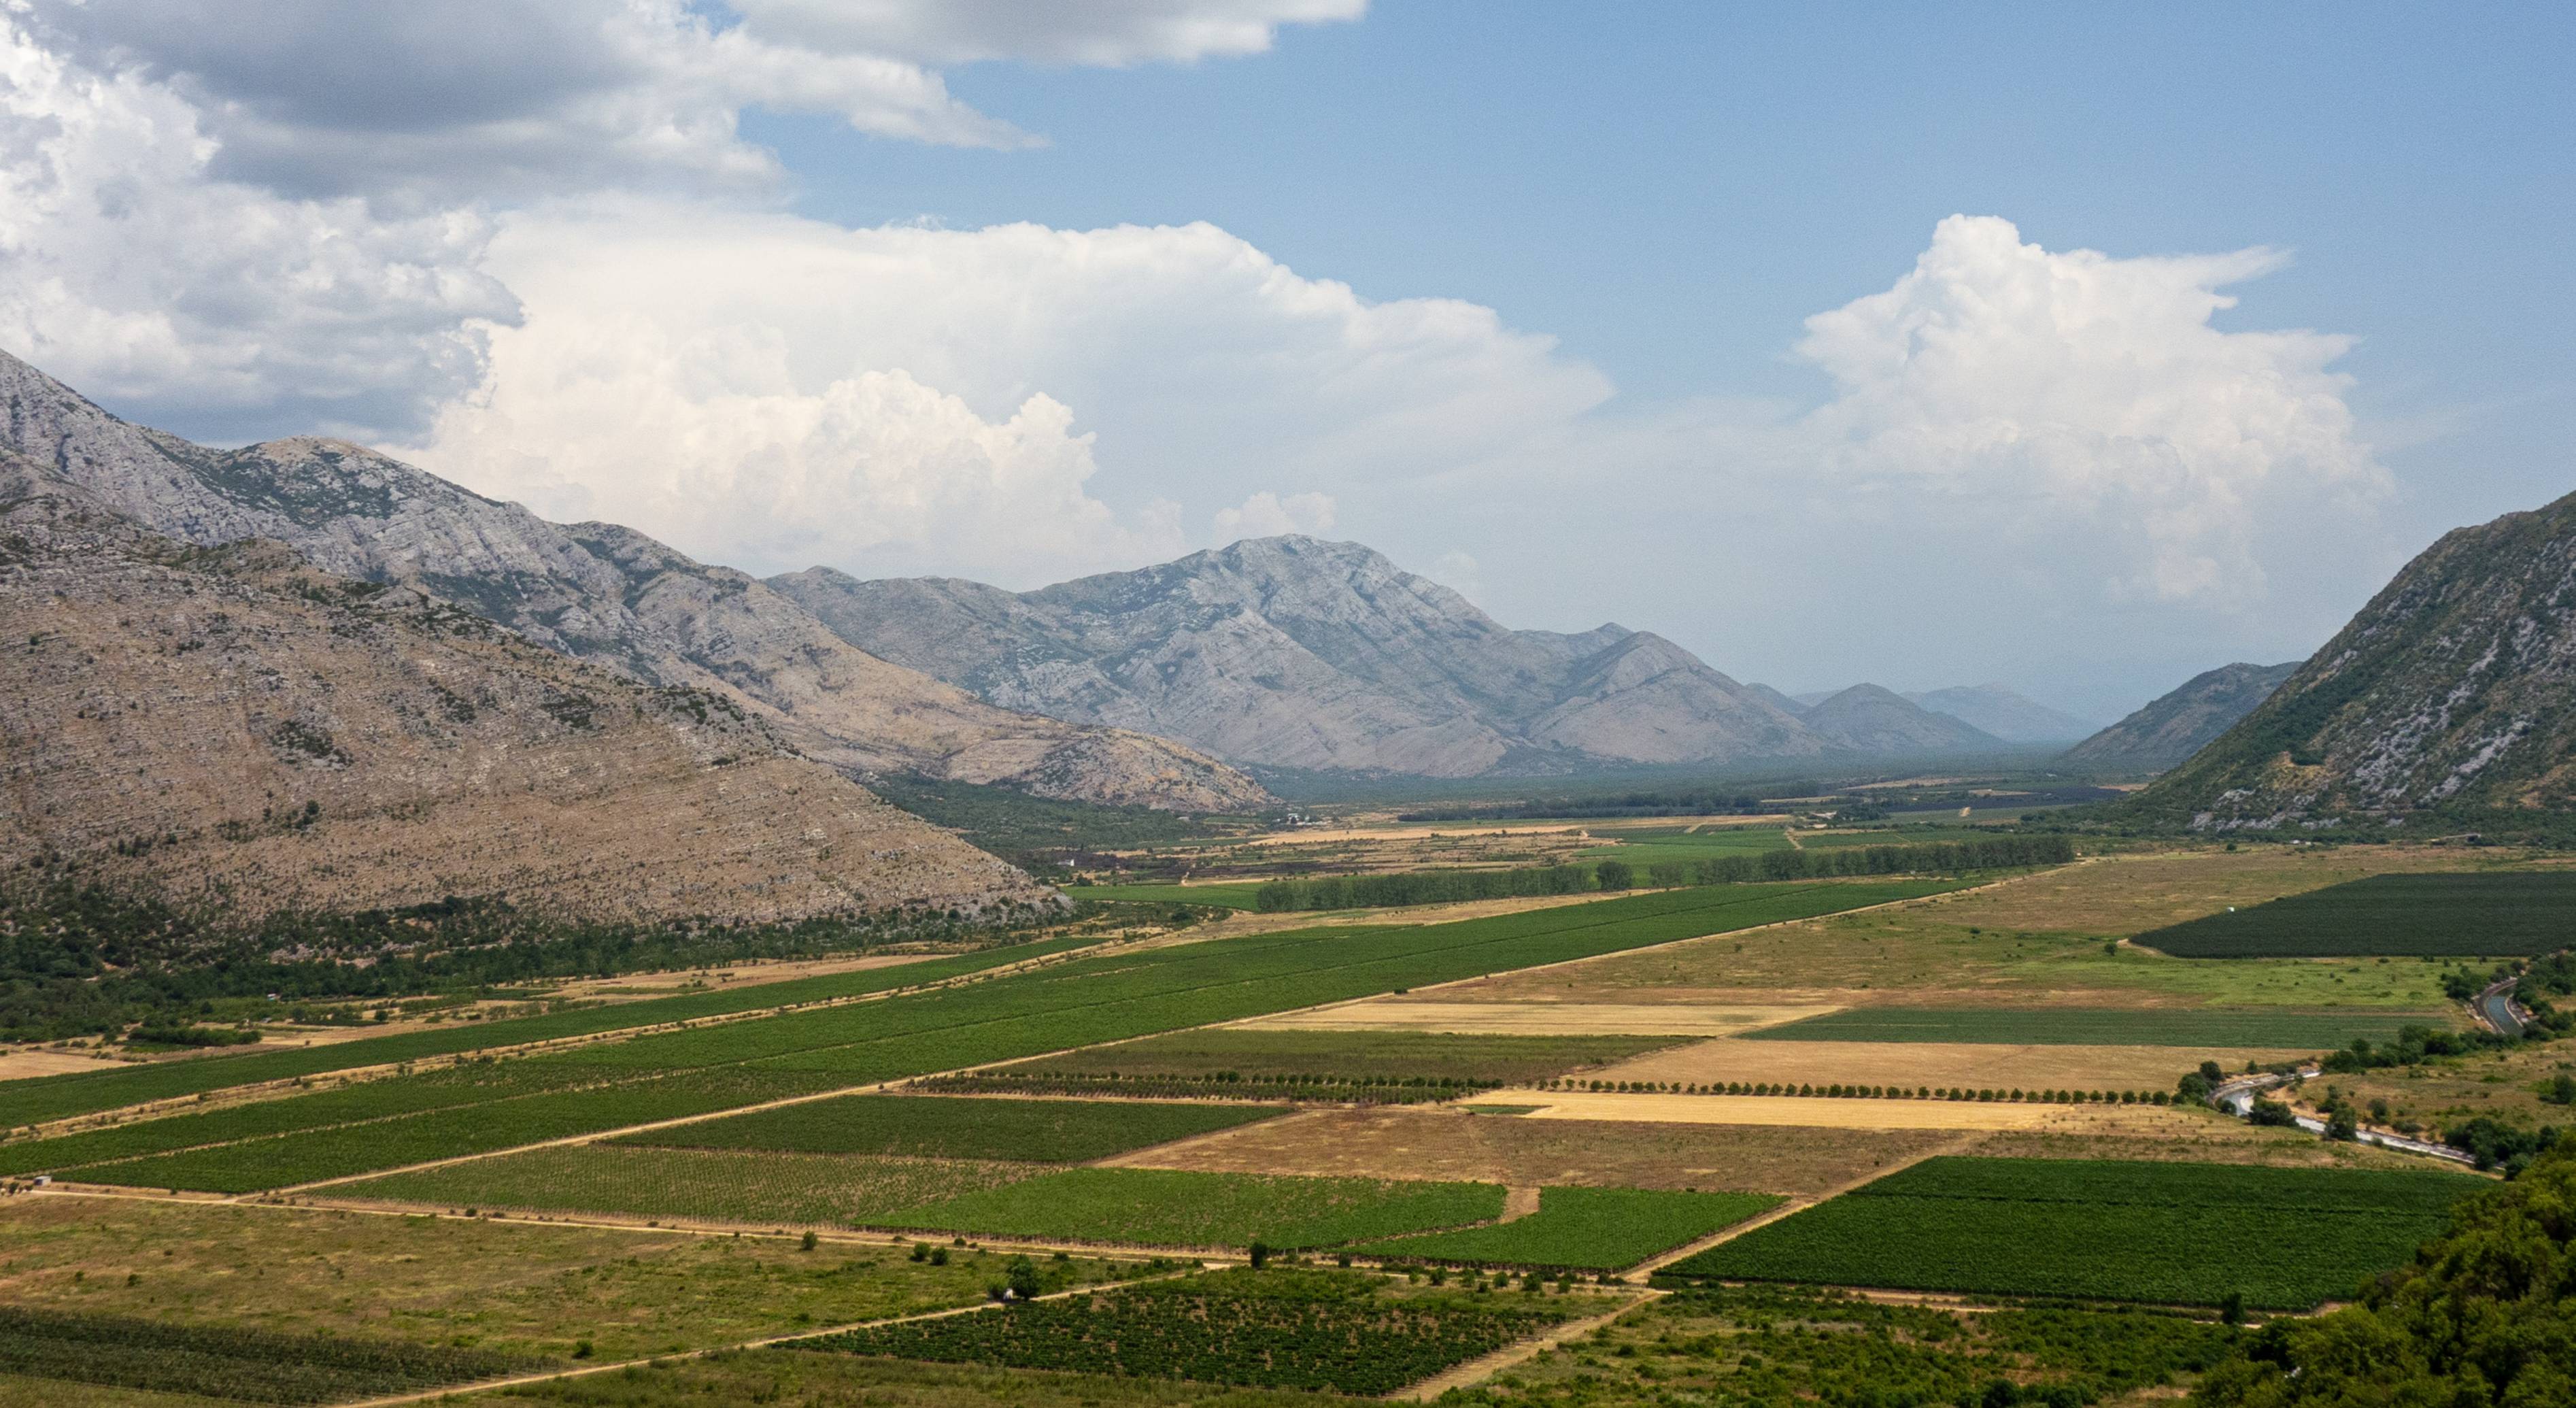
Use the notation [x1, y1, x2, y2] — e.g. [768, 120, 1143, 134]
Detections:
[1796, 684, 2003, 754]
[0, 350, 1259, 812]
[2061, 661, 2301, 772]
[1901, 685, 2098, 743]
[772, 537, 1823, 777]
[2126, 490, 2576, 831]
[0, 465, 1055, 921]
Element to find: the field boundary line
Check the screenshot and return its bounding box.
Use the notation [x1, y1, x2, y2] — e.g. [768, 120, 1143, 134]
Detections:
[333, 1264, 1212, 1408]
[1621, 1131, 1980, 1282]
[1397, 1289, 1661, 1401]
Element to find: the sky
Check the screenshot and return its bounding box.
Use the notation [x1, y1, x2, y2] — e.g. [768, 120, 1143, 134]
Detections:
[3, 2, 2569, 721]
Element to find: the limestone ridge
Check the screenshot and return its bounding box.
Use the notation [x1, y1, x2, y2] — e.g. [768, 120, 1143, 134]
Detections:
[2061, 662, 2301, 772]
[1793, 684, 2004, 754]
[0, 467, 1059, 920]
[773, 537, 2005, 777]
[0, 349, 1264, 812]
[1900, 685, 2099, 745]
[2126, 488, 2576, 831]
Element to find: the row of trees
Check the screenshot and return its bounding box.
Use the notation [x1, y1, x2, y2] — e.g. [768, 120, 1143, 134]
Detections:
[1251, 865, 1600, 912]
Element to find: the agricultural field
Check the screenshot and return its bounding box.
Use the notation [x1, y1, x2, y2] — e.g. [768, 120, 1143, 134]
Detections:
[1798, 826, 2007, 848]
[872, 1167, 1507, 1250]
[0, 935, 1105, 1132]
[1113, 1105, 1961, 1199]
[1354, 1186, 1780, 1271]
[1589, 1037, 2309, 1095]
[1236, 1001, 1833, 1037]
[339, 1145, 1047, 1228]
[1459, 846, 2474, 1011]
[0, 879, 1960, 1193]
[0, 1305, 536, 1404]
[0, 1196, 1125, 1365]
[998, 1029, 1678, 1086]
[1073, 883, 1268, 910]
[797, 1267, 1600, 1396]
[1742, 1007, 2445, 1049]
[2137, 871, 2576, 957]
[615, 1094, 1286, 1162]
[1667, 1156, 2479, 1308]
[1436, 1284, 2239, 1408]
[451, 1352, 1329, 1408]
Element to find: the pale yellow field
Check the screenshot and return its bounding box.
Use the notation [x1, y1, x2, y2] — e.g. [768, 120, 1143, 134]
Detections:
[1231, 1001, 1837, 1037]
[1464, 1089, 2216, 1133]
[1587, 1037, 2310, 1092]
[0, 1049, 129, 1082]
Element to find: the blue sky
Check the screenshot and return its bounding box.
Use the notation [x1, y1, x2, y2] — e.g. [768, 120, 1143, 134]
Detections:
[5, 1, 2569, 719]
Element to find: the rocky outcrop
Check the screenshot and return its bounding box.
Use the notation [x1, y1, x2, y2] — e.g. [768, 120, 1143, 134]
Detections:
[2126, 490, 2576, 831]
[0, 349, 1261, 812]
[2061, 662, 2301, 772]
[773, 537, 1821, 777]
[1797, 684, 2003, 755]
[0, 475, 1058, 921]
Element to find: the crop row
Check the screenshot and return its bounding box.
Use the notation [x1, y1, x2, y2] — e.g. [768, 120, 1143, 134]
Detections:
[1008, 1030, 1674, 1086]
[615, 1093, 1287, 1162]
[796, 1267, 1574, 1395]
[2139, 872, 2576, 957]
[909, 1073, 1470, 1105]
[868, 1167, 1509, 1251]
[1664, 1157, 2477, 1309]
[1357, 1187, 1781, 1271]
[0, 934, 1102, 1130]
[0, 1304, 537, 1404]
[342, 1144, 1046, 1227]
[1744, 1005, 2447, 1048]
[1535, 1078, 2181, 1105]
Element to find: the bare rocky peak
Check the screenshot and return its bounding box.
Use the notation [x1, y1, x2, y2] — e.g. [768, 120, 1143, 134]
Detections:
[2128, 488, 2576, 832]
[0, 488, 1057, 921]
[775, 535, 1824, 777]
[1901, 684, 2099, 744]
[0, 348, 1262, 812]
[1796, 684, 2005, 755]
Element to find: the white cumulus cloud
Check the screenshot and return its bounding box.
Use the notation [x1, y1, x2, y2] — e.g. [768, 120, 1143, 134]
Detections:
[729, 0, 1370, 67]
[1213, 490, 1336, 539]
[1793, 214, 2388, 601]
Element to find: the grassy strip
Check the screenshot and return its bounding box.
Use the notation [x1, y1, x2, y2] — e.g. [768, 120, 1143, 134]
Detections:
[1740, 1007, 2453, 1047]
[1076, 884, 1268, 910]
[615, 1094, 1287, 1162]
[794, 1267, 1580, 1396]
[1357, 1186, 1782, 1271]
[0, 935, 1103, 1130]
[872, 1167, 1508, 1251]
[1663, 1157, 2479, 1309]
[2138, 872, 2576, 957]
[340, 1144, 1047, 1227]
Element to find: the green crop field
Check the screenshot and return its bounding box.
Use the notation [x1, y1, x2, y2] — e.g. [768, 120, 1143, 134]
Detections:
[62, 1066, 846, 1193]
[796, 1267, 1580, 1396]
[1004, 1029, 1676, 1086]
[1356, 1186, 1780, 1271]
[617, 1094, 1285, 1162]
[341, 1144, 1045, 1226]
[1740, 1006, 2452, 1048]
[10, 880, 1950, 1192]
[1665, 1156, 2478, 1309]
[873, 1167, 1506, 1250]
[0, 934, 1104, 1132]
[0, 1304, 541, 1403]
[2137, 872, 2576, 957]
[1799, 828, 2001, 848]
[1077, 884, 1268, 910]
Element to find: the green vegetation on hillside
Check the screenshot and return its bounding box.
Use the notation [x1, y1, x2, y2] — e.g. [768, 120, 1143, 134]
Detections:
[2139, 871, 2576, 957]
[1667, 1157, 2477, 1309]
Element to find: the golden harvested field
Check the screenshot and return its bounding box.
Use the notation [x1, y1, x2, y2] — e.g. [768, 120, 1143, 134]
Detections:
[1457, 1090, 2217, 1133]
[1232, 1001, 1837, 1037]
[1455, 848, 2466, 1011]
[0, 1048, 129, 1081]
[1585, 1037, 2310, 1092]
[1113, 1105, 1961, 1197]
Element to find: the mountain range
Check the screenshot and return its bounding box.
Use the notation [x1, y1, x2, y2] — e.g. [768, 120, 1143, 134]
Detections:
[2127, 490, 2576, 832]
[2061, 662, 2303, 772]
[773, 539, 2067, 777]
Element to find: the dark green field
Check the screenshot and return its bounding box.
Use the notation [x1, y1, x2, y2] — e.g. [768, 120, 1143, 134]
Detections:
[872, 1167, 1506, 1250]
[1740, 1006, 2452, 1048]
[615, 1094, 1285, 1162]
[1003, 1029, 1677, 1085]
[1355, 1186, 1779, 1271]
[1664, 1156, 2477, 1308]
[2137, 872, 2576, 957]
